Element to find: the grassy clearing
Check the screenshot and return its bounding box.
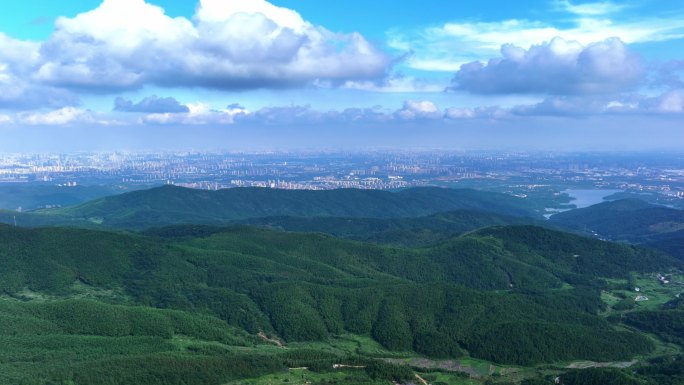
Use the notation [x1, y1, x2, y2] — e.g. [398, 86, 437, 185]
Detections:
[632, 273, 684, 309]
[602, 273, 684, 314]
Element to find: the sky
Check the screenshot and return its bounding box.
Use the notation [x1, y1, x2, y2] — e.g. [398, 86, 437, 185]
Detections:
[0, 0, 683, 152]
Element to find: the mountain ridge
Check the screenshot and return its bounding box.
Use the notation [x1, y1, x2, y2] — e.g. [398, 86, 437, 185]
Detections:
[1, 185, 540, 230]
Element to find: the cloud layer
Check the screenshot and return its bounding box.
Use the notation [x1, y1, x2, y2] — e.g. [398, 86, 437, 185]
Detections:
[2, 89, 682, 128]
[388, 2, 684, 72]
[452, 37, 644, 95]
[0, 33, 77, 109]
[0, 0, 681, 142]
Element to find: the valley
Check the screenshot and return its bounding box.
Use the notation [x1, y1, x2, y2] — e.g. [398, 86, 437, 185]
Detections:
[0, 185, 682, 384]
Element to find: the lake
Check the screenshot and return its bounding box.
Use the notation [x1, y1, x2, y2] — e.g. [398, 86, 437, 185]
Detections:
[563, 189, 623, 208]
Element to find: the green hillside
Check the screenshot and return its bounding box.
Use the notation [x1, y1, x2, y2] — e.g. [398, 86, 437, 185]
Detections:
[0, 224, 677, 366]
[0, 204, 682, 385]
[646, 230, 684, 260]
[17, 185, 540, 229]
[550, 198, 684, 244]
[231, 210, 534, 246]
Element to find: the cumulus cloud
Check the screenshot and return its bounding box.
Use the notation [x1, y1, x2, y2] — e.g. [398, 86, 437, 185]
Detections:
[395, 100, 442, 120]
[141, 103, 246, 125]
[134, 92, 684, 127]
[0, 80, 78, 110]
[336, 106, 393, 123]
[0, 32, 40, 70]
[33, 0, 390, 92]
[142, 101, 445, 126]
[511, 96, 631, 116]
[0, 33, 77, 109]
[451, 37, 643, 95]
[232, 101, 513, 124]
[240, 105, 325, 124]
[443, 108, 476, 119]
[235, 104, 395, 125]
[115, 95, 190, 113]
[510, 90, 684, 117]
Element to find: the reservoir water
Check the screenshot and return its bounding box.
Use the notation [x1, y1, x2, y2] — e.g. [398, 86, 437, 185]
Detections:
[544, 189, 623, 219]
[562, 189, 623, 208]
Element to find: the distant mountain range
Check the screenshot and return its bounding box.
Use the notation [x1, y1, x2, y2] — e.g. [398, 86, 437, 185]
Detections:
[549, 198, 684, 258]
[1, 185, 540, 230]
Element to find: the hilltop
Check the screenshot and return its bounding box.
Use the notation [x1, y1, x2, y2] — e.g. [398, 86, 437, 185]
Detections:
[1, 185, 540, 230]
[548, 198, 684, 262]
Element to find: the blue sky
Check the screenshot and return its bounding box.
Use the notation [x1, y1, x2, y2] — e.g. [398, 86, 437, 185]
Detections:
[0, 0, 683, 151]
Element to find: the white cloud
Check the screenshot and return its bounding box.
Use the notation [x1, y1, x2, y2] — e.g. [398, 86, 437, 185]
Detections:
[656, 90, 684, 113]
[389, 10, 684, 72]
[452, 37, 643, 95]
[34, 0, 391, 91]
[196, 0, 305, 31]
[142, 103, 247, 125]
[557, 1, 626, 16]
[395, 100, 442, 120]
[18, 107, 94, 125]
[0, 33, 77, 109]
[510, 90, 684, 117]
[14, 92, 674, 128]
[16, 107, 120, 126]
[142, 100, 445, 126]
[444, 106, 510, 120]
[241, 105, 326, 124]
[0, 33, 41, 69]
[444, 108, 476, 119]
[0, 114, 12, 124]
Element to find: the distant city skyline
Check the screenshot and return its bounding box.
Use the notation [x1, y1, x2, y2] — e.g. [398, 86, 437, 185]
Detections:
[1, 150, 682, 218]
[0, 0, 683, 151]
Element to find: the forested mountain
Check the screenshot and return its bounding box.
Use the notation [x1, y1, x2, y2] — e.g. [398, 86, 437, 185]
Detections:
[549, 198, 684, 264]
[0, 188, 682, 384]
[2, 185, 540, 230]
[234, 210, 534, 246]
[0, 223, 677, 379]
[646, 230, 684, 259]
[550, 198, 684, 243]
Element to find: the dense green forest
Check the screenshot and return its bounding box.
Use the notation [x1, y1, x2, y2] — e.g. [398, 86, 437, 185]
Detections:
[549, 198, 684, 263]
[550, 198, 684, 243]
[646, 230, 684, 260]
[0, 219, 681, 384]
[0, 185, 541, 229]
[0, 187, 683, 384]
[237, 210, 534, 246]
